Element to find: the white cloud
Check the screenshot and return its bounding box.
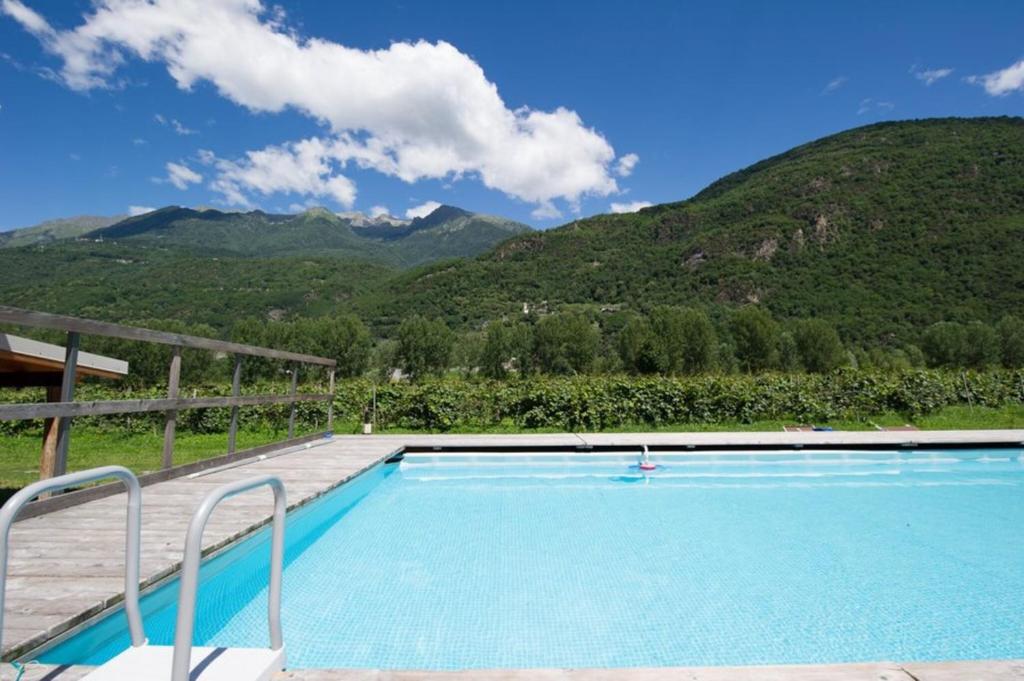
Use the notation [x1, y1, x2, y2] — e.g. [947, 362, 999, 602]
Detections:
[171, 119, 196, 135]
[911, 66, 953, 86]
[857, 98, 895, 116]
[3, 0, 621, 213]
[132, 137, 147, 146]
[368, 205, 390, 218]
[530, 202, 562, 220]
[200, 138, 357, 208]
[609, 200, 652, 214]
[1, 0, 50, 36]
[615, 153, 639, 178]
[822, 76, 847, 94]
[128, 205, 154, 216]
[160, 161, 202, 190]
[405, 200, 441, 219]
[153, 113, 196, 135]
[968, 59, 1024, 96]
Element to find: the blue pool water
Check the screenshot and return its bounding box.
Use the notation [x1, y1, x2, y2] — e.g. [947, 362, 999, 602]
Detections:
[42, 448, 1024, 669]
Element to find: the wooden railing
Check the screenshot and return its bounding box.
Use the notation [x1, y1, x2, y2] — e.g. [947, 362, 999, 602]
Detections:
[0, 305, 336, 487]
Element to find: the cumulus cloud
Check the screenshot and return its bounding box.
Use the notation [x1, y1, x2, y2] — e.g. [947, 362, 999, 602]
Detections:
[405, 201, 441, 219]
[199, 138, 357, 208]
[615, 153, 639, 178]
[2, 0, 621, 212]
[822, 76, 847, 94]
[368, 205, 390, 218]
[609, 200, 652, 214]
[128, 205, 154, 216]
[911, 66, 953, 86]
[968, 59, 1024, 96]
[160, 161, 202, 190]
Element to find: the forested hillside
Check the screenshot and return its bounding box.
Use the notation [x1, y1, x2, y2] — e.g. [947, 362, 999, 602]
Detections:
[357, 117, 1024, 344]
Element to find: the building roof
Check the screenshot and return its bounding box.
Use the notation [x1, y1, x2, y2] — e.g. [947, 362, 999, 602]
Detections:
[0, 332, 128, 386]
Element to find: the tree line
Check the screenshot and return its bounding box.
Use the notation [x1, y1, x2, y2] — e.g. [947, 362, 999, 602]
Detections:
[67, 308, 1024, 386]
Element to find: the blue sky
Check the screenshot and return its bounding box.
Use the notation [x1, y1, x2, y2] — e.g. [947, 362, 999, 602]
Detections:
[1, 0, 1022, 231]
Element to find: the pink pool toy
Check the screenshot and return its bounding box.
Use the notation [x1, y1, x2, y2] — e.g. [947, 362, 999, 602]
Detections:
[638, 445, 656, 470]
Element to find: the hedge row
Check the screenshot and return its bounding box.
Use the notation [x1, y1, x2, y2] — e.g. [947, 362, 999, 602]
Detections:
[2, 370, 1022, 435]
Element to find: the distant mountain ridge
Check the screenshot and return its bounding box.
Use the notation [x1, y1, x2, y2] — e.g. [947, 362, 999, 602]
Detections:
[82, 204, 532, 267]
[0, 214, 123, 248]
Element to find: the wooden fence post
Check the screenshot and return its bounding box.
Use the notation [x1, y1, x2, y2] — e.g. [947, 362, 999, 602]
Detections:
[227, 354, 243, 454]
[326, 368, 336, 433]
[53, 331, 80, 477]
[162, 346, 182, 469]
[287, 363, 299, 439]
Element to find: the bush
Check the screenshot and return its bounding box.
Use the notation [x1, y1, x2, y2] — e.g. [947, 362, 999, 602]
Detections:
[3, 369, 1021, 436]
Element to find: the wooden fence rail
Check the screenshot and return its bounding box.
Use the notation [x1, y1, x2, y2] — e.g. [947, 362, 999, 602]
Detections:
[0, 305, 337, 482]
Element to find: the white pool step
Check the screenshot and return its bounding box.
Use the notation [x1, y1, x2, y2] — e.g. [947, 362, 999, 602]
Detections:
[81, 645, 284, 681]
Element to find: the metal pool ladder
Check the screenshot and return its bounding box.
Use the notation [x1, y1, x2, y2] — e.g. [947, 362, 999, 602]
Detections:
[0, 466, 287, 681]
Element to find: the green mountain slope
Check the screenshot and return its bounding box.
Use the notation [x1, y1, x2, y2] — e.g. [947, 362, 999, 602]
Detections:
[357, 117, 1024, 342]
[0, 215, 122, 248]
[86, 204, 531, 266]
[0, 241, 396, 329]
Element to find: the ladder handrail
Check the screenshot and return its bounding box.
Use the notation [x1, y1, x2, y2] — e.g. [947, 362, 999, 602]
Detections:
[0, 466, 146, 655]
[171, 475, 286, 681]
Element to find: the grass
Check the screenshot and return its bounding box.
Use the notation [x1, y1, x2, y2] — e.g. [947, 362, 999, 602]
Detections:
[0, 427, 318, 490]
[2, 404, 1020, 490]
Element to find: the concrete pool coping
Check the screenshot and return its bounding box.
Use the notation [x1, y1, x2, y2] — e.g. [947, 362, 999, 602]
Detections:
[2, 429, 1023, 669]
[15, 658, 1024, 680]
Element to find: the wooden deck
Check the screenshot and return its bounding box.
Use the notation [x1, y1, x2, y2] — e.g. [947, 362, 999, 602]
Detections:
[1, 436, 401, 660]
[2, 429, 1022, 679]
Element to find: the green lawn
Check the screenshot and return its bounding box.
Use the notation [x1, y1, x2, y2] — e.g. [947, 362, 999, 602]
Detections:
[0, 428, 318, 490]
[2, 404, 1021, 490]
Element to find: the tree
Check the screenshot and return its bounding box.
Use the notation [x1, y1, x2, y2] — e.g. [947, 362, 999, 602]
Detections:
[650, 307, 717, 374]
[480, 321, 533, 378]
[997, 315, 1024, 369]
[231, 316, 371, 380]
[962, 321, 1000, 369]
[731, 307, 779, 372]
[291, 316, 372, 378]
[395, 316, 454, 379]
[88, 318, 218, 387]
[921, 322, 967, 368]
[617, 316, 661, 374]
[776, 331, 800, 371]
[532, 313, 599, 374]
[792, 319, 846, 373]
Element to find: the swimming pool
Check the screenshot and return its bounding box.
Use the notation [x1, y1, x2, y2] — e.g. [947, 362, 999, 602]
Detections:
[41, 447, 1024, 670]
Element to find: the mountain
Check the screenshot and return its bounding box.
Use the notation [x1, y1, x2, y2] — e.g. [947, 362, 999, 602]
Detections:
[85, 204, 532, 267]
[0, 240, 397, 328]
[3, 118, 1021, 339]
[0, 215, 123, 249]
[356, 117, 1024, 342]
[0, 203, 530, 327]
